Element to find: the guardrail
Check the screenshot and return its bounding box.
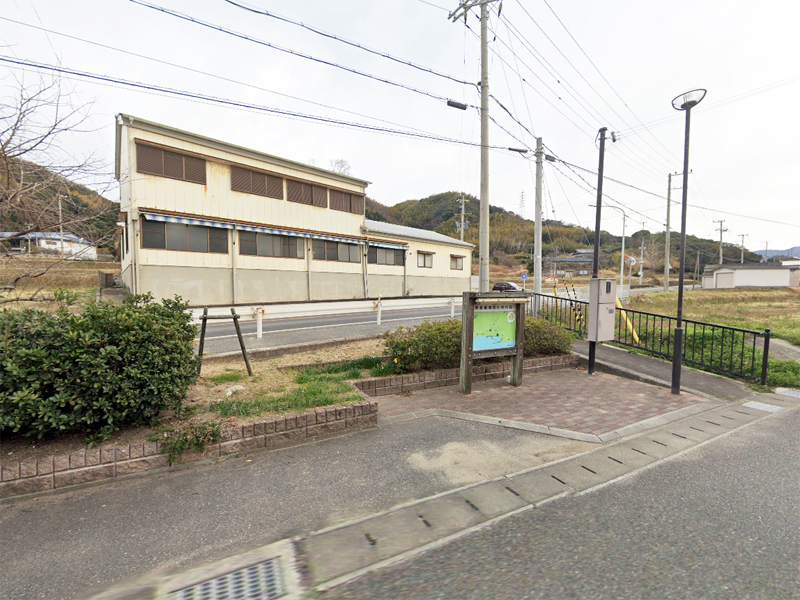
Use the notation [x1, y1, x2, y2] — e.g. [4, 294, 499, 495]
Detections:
[531, 293, 771, 385]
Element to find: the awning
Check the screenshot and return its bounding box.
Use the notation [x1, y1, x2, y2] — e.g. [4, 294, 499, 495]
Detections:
[368, 241, 407, 250]
[141, 212, 234, 230]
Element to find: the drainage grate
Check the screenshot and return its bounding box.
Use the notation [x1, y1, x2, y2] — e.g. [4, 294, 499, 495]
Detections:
[168, 557, 285, 600]
[777, 388, 800, 398]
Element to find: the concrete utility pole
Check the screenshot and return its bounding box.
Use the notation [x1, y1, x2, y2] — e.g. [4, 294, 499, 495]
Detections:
[457, 195, 466, 242]
[714, 220, 727, 264]
[739, 233, 748, 263]
[693, 250, 700, 289]
[58, 194, 64, 259]
[534, 137, 543, 296]
[449, 0, 497, 292]
[639, 222, 645, 286]
[763, 241, 769, 263]
[588, 127, 608, 376]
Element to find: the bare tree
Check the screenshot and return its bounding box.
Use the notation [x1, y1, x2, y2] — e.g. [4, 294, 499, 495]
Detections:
[0, 76, 117, 304]
[329, 158, 352, 175]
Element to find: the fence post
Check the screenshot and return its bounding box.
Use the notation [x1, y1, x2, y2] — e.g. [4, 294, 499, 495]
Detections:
[374, 295, 382, 325]
[231, 308, 254, 376]
[450, 297, 455, 318]
[761, 328, 771, 386]
[256, 307, 263, 339]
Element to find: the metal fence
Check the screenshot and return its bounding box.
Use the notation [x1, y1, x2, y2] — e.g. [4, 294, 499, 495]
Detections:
[531, 293, 771, 385]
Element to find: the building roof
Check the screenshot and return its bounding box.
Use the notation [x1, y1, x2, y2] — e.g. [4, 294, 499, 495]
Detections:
[0, 232, 94, 245]
[115, 114, 371, 188]
[703, 262, 798, 273]
[363, 219, 474, 249]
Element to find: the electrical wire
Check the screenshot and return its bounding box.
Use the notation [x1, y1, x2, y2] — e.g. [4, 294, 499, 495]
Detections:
[0, 56, 518, 150]
[127, 0, 473, 107]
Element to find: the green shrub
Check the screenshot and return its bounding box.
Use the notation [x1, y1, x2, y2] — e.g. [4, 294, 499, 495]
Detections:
[382, 318, 573, 374]
[0, 293, 200, 438]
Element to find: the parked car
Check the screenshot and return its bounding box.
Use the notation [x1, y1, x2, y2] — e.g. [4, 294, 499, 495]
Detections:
[492, 281, 524, 292]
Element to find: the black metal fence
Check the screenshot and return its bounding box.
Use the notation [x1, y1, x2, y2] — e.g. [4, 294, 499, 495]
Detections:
[531, 293, 771, 385]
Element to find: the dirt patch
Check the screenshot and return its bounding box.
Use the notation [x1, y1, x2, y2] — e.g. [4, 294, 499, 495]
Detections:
[1, 338, 385, 465]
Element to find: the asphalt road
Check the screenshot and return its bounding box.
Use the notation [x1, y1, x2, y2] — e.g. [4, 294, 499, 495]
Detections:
[326, 405, 800, 600]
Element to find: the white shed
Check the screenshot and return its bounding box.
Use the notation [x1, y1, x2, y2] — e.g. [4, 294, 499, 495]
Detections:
[701, 263, 800, 289]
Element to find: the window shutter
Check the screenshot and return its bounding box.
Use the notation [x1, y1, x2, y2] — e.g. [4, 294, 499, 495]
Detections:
[301, 183, 313, 205]
[163, 151, 184, 180]
[183, 155, 206, 184]
[266, 175, 283, 199]
[330, 190, 347, 212]
[287, 180, 303, 203]
[312, 185, 327, 207]
[137, 144, 163, 175]
[231, 166, 252, 193]
[251, 171, 267, 196]
[349, 195, 364, 214]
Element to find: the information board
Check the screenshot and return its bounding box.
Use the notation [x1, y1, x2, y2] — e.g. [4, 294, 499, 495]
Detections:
[473, 304, 517, 351]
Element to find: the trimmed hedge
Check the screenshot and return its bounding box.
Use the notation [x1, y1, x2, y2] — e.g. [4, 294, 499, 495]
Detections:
[0, 294, 199, 438]
[383, 317, 573, 373]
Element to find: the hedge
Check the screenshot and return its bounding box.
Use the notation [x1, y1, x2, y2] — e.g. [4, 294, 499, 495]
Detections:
[0, 293, 199, 438]
[383, 317, 573, 373]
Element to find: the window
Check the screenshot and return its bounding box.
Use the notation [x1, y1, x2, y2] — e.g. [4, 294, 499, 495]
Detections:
[230, 166, 283, 200]
[312, 239, 361, 262]
[141, 220, 228, 253]
[330, 191, 366, 214]
[136, 143, 206, 184]
[367, 246, 405, 266]
[238, 232, 304, 258]
[287, 180, 315, 206]
[417, 252, 433, 268]
[450, 255, 464, 270]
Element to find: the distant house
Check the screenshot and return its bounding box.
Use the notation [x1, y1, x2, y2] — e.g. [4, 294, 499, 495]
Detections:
[701, 263, 800, 289]
[781, 258, 800, 267]
[0, 232, 98, 260]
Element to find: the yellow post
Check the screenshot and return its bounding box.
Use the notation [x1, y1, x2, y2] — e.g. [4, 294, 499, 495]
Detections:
[615, 297, 640, 344]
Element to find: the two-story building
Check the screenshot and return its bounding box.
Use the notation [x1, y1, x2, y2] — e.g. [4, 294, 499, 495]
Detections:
[114, 115, 472, 305]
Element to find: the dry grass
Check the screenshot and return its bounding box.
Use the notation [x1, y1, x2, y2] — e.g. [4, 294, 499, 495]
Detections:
[629, 287, 800, 345]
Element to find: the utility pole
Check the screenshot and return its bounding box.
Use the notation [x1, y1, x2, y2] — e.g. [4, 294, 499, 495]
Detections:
[713, 219, 727, 264]
[457, 195, 466, 242]
[693, 250, 700, 289]
[763, 241, 769, 263]
[739, 233, 748, 263]
[664, 172, 672, 291]
[588, 127, 608, 376]
[58, 194, 64, 259]
[638, 222, 645, 286]
[534, 137, 543, 296]
[449, 0, 497, 292]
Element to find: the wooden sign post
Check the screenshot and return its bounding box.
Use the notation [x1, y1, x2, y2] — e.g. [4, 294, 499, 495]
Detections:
[460, 291, 528, 395]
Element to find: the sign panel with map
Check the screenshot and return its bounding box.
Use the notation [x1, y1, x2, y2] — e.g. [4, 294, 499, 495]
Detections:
[473, 304, 517, 352]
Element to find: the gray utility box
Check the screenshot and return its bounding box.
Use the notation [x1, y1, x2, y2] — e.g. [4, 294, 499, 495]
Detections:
[588, 278, 616, 342]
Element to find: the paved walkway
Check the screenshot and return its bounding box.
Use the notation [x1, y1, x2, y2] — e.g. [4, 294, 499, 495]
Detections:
[378, 368, 713, 443]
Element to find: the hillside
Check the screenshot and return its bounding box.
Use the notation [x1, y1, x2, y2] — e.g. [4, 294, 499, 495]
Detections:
[754, 246, 800, 260]
[368, 192, 764, 275]
[0, 159, 118, 253]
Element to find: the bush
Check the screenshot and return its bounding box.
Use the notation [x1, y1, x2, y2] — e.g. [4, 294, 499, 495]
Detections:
[0, 293, 200, 438]
[383, 318, 573, 374]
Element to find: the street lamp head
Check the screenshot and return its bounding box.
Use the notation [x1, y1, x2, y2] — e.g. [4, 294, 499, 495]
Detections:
[672, 89, 707, 111]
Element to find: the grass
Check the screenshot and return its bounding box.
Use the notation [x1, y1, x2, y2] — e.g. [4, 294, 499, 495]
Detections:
[207, 371, 247, 385]
[767, 359, 800, 388]
[629, 288, 800, 346]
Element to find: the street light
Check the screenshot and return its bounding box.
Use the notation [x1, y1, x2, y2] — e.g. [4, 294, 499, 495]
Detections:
[670, 88, 706, 395]
[589, 203, 627, 289]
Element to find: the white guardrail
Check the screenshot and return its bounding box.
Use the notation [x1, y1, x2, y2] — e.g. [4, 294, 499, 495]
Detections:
[191, 296, 463, 337]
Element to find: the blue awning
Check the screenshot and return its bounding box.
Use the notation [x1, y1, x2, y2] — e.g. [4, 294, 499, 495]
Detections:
[141, 212, 234, 230]
[368, 241, 407, 250]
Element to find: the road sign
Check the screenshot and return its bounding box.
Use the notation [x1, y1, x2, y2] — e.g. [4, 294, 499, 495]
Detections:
[627, 256, 637, 266]
[521, 273, 527, 279]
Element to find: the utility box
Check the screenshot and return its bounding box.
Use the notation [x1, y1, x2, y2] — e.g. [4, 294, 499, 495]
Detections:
[588, 278, 616, 342]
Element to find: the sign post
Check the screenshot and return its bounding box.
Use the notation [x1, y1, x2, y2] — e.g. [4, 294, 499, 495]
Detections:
[460, 291, 527, 395]
[521, 272, 527, 290]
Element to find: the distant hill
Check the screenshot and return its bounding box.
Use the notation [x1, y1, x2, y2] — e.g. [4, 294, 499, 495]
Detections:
[0, 159, 118, 253]
[753, 246, 800, 260]
[368, 191, 764, 273]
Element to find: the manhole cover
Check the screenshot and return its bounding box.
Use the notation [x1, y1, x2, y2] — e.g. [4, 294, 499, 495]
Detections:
[777, 388, 800, 398]
[168, 557, 285, 600]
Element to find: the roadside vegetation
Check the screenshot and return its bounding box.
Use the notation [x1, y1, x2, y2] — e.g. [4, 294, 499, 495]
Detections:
[629, 287, 800, 346]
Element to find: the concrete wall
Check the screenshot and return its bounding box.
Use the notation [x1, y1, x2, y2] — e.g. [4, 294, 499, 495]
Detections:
[140, 265, 233, 305]
[367, 273, 404, 298]
[405, 275, 470, 296]
[307, 271, 365, 301]
[734, 268, 790, 287]
[120, 264, 133, 293]
[237, 268, 309, 304]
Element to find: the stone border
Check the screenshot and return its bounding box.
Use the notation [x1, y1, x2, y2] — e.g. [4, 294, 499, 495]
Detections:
[354, 354, 579, 397]
[0, 401, 377, 501]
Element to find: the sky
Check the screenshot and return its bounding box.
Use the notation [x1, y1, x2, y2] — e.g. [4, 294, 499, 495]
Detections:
[2, 0, 799, 255]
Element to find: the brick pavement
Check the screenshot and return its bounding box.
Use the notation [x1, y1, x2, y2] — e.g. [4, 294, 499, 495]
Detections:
[377, 367, 711, 438]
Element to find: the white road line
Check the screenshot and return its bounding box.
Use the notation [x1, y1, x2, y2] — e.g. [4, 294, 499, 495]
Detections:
[203, 313, 454, 340]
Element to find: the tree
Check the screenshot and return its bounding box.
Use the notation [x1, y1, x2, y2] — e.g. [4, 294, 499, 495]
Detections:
[329, 158, 352, 175]
[0, 77, 117, 303]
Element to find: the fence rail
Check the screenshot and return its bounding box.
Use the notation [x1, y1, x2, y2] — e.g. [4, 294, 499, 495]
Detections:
[531, 293, 771, 385]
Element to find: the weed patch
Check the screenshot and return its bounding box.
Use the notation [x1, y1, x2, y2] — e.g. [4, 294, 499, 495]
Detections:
[207, 371, 246, 385]
[148, 420, 222, 465]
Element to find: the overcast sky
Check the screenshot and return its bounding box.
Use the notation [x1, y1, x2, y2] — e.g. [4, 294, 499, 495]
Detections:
[2, 0, 798, 254]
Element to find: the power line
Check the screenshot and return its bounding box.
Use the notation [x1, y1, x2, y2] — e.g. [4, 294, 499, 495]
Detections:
[221, 0, 476, 88]
[127, 0, 473, 108]
[0, 56, 518, 150]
